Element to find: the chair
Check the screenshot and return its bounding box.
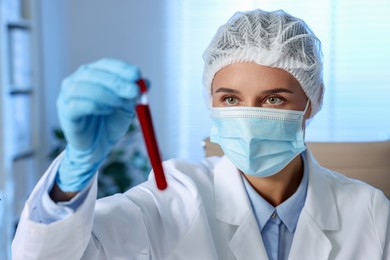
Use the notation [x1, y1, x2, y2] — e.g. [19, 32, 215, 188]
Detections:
[202, 138, 390, 199]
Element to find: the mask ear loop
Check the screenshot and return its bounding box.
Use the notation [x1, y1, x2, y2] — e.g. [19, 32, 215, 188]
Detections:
[303, 100, 310, 114]
[303, 100, 313, 135]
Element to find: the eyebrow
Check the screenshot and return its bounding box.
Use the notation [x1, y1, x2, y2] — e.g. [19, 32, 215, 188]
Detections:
[261, 88, 294, 94]
[214, 87, 240, 94]
[214, 87, 294, 94]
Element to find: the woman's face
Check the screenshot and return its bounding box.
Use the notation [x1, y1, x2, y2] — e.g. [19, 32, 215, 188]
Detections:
[211, 62, 310, 116]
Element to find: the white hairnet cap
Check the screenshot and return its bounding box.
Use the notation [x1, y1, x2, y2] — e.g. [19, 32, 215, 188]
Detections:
[202, 9, 324, 117]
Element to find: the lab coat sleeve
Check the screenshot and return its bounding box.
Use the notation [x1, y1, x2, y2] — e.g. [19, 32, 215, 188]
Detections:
[12, 155, 181, 259]
[373, 189, 390, 259]
[12, 154, 98, 260]
[33, 154, 93, 224]
[12, 155, 214, 259]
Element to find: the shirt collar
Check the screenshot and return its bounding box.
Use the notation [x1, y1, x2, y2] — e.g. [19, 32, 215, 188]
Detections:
[242, 152, 309, 233]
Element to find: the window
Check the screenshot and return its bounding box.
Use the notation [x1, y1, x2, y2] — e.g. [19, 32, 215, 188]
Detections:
[165, 0, 390, 162]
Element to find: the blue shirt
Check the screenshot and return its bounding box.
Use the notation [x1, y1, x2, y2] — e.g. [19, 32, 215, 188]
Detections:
[242, 153, 308, 260]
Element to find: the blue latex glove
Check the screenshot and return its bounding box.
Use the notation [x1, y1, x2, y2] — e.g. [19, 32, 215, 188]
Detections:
[56, 59, 142, 192]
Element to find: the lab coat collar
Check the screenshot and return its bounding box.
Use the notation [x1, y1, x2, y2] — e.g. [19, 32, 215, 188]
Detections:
[214, 156, 251, 225]
[214, 156, 269, 259]
[214, 151, 340, 260]
[288, 149, 340, 260]
[214, 151, 340, 231]
[303, 149, 340, 231]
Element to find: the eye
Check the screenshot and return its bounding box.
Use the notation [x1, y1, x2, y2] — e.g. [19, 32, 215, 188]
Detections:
[223, 96, 239, 106]
[264, 96, 284, 106]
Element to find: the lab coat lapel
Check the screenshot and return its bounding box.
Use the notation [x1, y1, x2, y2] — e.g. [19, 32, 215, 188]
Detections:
[214, 156, 269, 260]
[288, 150, 340, 260]
[288, 211, 332, 260]
[229, 212, 269, 260]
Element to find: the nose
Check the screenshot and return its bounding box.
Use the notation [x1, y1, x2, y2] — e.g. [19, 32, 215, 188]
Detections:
[245, 98, 260, 107]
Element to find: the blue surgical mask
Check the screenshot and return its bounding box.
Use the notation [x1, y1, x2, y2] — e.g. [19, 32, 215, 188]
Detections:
[210, 104, 308, 177]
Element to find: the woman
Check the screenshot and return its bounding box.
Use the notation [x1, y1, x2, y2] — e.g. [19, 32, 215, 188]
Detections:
[13, 9, 389, 260]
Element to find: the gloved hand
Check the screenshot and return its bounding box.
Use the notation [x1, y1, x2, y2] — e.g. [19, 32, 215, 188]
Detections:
[56, 58, 142, 192]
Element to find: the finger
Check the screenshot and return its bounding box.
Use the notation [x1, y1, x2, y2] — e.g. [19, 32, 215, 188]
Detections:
[58, 82, 136, 121]
[59, 97, 135, 121]
[58, 98, 114, 120]
[87, 58, 141, 81]
[60, 81, 127, 108]
[65, 68, 141, 100]
[105, 102, 135, 142]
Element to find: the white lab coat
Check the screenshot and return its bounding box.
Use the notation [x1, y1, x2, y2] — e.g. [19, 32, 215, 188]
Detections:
[12, 150, 390, 260]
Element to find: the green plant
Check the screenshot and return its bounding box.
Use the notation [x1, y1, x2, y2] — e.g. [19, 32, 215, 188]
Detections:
[49, 121, 151, 198]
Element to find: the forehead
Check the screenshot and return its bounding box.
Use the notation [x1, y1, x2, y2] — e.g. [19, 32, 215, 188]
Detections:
[212, 62, 303, 94]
